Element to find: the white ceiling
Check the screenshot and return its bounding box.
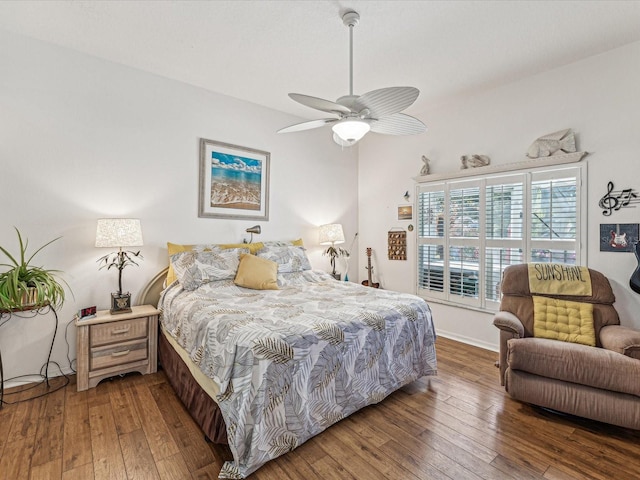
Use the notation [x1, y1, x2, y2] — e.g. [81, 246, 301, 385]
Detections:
[1, 1, 640, 122]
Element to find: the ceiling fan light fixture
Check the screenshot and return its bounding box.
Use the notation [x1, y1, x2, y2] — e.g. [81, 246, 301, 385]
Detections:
[332, 119, 370, 144]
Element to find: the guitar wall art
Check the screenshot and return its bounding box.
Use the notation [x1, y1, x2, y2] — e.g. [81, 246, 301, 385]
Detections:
[599, 223, 639, 252]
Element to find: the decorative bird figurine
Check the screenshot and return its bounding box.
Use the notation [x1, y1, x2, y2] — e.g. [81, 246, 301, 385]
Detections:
[420, 155, 431, 175]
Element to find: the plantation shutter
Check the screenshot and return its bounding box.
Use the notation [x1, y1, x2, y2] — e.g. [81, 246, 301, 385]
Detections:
[416, 165, 584, 311]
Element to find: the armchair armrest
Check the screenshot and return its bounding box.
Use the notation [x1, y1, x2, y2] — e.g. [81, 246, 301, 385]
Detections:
[493, 311, 525, 337]
[600, 325, 640, 360]
[493, 311, 525, 386]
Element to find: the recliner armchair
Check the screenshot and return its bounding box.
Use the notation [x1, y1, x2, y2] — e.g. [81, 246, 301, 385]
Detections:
[493, 263, 640, 429]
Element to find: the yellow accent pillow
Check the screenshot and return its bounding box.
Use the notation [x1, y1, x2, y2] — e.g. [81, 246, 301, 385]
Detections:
[532, 296, 596, 347]
[234, 254, 278, 290]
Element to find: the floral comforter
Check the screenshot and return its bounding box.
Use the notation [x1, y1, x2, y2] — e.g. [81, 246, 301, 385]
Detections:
[159, 270, 437, 479]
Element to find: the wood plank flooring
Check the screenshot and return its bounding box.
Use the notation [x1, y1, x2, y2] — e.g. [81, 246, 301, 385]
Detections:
[1, 336, 639, 479]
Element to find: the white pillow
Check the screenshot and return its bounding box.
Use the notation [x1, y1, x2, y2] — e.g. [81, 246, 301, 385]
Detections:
[170, 248, 248, 290]
[257, 246, 312, 273]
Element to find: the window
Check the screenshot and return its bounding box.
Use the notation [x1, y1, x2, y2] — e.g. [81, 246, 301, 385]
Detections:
[417, 165, 585, 311]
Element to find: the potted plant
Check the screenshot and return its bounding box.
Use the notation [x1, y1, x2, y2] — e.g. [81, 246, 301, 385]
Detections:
[0, 228, 69, 312]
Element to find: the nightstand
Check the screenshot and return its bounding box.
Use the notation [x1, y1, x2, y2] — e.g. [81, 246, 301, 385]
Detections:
[75, 304, 160, 391]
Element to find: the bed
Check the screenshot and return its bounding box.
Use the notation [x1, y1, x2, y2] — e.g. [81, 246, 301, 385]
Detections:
[141, 243, 437, 479]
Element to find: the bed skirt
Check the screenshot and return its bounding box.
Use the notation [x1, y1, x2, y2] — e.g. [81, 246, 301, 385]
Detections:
[158, 329, 229, 444]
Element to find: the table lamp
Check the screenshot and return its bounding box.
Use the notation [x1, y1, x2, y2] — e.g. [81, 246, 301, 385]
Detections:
[95, 218, 144, 314]
[319, 223, 346, 280]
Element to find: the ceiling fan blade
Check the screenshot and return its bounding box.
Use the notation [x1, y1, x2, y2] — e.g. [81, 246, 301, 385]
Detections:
[289, 93, 352, 115]
[354, 87, 419, 118]
[369, 113, 427, 135]
[277, 118, 338, 134]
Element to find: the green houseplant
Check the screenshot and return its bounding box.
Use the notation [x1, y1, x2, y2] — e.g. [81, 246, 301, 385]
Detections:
[0, 228, 69, 312]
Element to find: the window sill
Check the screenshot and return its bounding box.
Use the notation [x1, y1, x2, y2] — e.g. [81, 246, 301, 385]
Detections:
[417, 295, 499, 315]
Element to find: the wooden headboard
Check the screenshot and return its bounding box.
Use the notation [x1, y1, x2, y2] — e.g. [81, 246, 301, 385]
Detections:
[138, 267, 169, 307]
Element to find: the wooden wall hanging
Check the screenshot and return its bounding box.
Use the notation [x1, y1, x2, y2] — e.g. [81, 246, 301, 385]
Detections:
[388, 229, 407, 260]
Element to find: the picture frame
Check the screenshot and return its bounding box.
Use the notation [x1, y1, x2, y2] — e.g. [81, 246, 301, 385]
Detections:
[398, 205, 413, 220]
[599, 223, 639, 252]
[199, 138, 270, 220]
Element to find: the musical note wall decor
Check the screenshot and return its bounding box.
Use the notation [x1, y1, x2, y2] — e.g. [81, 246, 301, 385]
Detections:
[598, 181, 639, 216]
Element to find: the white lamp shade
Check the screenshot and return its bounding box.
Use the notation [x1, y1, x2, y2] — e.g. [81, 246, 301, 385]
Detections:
[319, 223, 345, 245]
[95, 218, 144, 248]
[332, 119, 370, 144]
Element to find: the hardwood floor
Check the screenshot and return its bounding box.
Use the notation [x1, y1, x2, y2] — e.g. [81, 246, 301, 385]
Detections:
[1, 336, 639, 479]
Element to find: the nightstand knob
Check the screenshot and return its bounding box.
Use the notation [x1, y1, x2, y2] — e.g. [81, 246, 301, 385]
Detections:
[111, 326, 131, 335]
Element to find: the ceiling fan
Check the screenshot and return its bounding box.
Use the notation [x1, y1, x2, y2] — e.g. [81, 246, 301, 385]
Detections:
[277, 10, 427, 147]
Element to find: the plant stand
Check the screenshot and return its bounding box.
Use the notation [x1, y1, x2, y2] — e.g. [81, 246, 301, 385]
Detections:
[0, 305, 60, 408]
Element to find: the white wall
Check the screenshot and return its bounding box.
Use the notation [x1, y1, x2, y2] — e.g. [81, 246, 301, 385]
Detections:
[3, 31, 639, 383]
[0, 30, 359, 384]
[359, 41, 640, 350]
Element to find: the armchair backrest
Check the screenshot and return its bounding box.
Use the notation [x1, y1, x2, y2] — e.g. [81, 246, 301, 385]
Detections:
[499, 264, 619, 346]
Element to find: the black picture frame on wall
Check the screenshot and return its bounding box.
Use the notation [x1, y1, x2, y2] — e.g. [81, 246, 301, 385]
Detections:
[599, 223, 639, 252]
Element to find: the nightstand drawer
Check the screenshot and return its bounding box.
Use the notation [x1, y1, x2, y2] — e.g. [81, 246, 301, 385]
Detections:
[90, 339, 148, 370]
[90, 317, 148, 347]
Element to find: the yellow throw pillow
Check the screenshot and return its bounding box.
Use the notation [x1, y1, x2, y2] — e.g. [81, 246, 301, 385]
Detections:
[532, 296, 596, 347]
[234, 254, 278, 290]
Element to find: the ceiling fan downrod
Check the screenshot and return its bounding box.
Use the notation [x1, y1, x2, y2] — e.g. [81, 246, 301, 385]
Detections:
[342, 11, 360, 98]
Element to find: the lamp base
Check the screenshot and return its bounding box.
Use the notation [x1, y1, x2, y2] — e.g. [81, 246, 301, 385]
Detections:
[110, 292, 132, 314]
[330, 273, 341, 281]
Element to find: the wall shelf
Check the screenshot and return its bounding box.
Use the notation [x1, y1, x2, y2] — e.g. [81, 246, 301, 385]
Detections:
[414, 152, 588, 183]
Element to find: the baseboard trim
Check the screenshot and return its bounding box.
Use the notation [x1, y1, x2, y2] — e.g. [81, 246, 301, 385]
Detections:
[3, 365, 75, 390]
[436, 330, 499, 353]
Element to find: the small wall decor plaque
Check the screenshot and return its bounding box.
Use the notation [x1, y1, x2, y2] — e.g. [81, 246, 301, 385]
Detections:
[598, 181, 639, 216]
[599, 223, 639, 252]
[398, 205, 412, 220]
[388, 229, 407, 260]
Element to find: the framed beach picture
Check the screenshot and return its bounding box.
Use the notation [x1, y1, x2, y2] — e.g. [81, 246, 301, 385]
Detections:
[198, 138, 270, 220]
[398, 205, 413, 220]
